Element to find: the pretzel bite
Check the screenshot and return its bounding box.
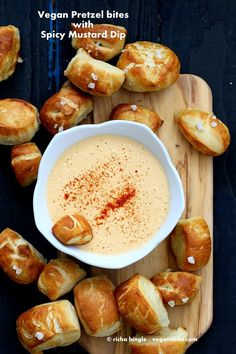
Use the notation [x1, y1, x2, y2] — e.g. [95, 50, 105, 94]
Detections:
[115, 274, 169, 334]
[117, 41, 180, 92]
[170, 216, 212, 271]
[0, 25, 20, 81]
[40, 81, 93, 135]
[0, 98, 39, 145]
[11, 142, 42, 186]
[71, 23, 126, 61]
[0, 228, 46, 284]
[175, 109, 230, 156]
[110, 103, 163, 131]
[74, 276, 121, 337]
[64, 48, 125, 96]
[151, 271, 202, 306]
[52, 213, 93, 245]
[130, 327, 188, 354]
[38, 258, 86, 300]
[16, 300, 81, 353]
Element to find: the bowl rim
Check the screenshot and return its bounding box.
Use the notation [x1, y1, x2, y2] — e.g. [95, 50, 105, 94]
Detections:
[33, 120, 185, 269]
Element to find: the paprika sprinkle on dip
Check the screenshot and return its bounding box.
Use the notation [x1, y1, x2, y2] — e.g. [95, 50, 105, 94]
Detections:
[95, 186, 136, 222]
[47, 135, 169, 255]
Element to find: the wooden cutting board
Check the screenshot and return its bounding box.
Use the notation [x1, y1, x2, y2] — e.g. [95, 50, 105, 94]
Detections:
[79, 74, 213, 354]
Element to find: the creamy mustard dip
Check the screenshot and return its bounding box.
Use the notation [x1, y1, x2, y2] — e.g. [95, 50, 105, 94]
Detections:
[47, 135, 169, 254]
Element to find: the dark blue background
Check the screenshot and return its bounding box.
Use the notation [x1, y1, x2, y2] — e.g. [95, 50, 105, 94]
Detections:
[0, 0, 235, 353]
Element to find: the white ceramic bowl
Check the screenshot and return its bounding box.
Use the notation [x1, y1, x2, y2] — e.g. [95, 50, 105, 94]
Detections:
[33, 121, 185, 269]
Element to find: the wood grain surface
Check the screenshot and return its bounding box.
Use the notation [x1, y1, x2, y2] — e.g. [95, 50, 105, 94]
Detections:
[1, 0, 235, 353]
[78, 74, 213, 354]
